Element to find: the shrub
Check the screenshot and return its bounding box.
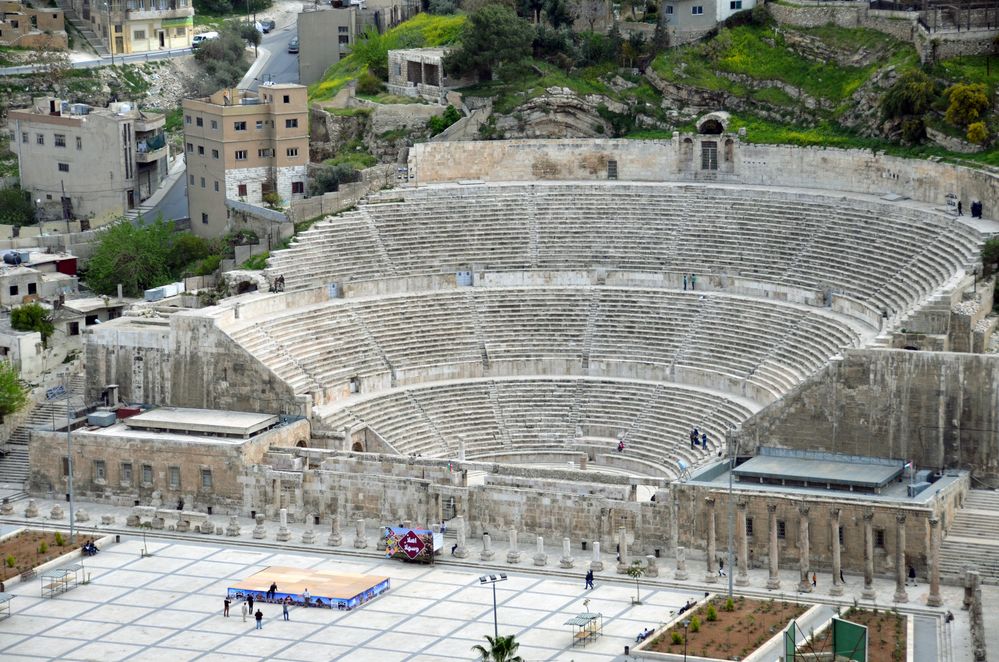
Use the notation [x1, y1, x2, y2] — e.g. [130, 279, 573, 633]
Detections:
[0, 186, 35, 226]
[945, 82, 989, 127]
[967, 121, 989, 145]
[11, 302, 54, 345]
[706, 604, 718, 621]
[55, 531, 65, 546]
[38, 541, 48, 554]
[428, 105, 462, 136]
[308, 163, 362, 196]
[982, 237, 999, 276]
[356, 69, 383, 95]
[724, 597, 735, 612]
[190, 254, 222, 277]
[671, 631, 683, 645]
[4, 554, 13, 568]
[900, 118, 925, 145]
[241, 252, 269, 270]
[690, 615, 701, 632]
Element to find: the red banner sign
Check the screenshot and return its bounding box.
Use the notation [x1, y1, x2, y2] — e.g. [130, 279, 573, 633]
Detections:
[399, 530, 426, 559]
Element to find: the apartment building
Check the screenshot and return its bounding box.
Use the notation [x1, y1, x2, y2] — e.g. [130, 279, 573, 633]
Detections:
[182, 84, 309, 238]
[298, 6, 358, 85]
[67, 0, 193, 56]
[0, 1, 67, 49]
[9, 97, 169, 224]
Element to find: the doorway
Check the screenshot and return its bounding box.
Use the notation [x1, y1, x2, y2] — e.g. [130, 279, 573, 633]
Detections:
[158, 31, 165, 48]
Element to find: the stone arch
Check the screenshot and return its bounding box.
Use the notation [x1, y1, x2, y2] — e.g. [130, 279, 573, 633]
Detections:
[695, 111, 731, 135]
[296, 439, 308, 448]
[351, 441, 364, 452]
[680, 137, 694, 165]
[236, 281, 258, 295]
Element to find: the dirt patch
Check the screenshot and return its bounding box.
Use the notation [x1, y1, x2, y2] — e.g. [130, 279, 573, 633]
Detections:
[804, 607, 906, 662]
[646, 596, 808, 660]
[0, 529, 95, 582]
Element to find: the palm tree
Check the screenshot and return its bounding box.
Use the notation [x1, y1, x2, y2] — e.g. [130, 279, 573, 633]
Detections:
[471, 634, 524, 662]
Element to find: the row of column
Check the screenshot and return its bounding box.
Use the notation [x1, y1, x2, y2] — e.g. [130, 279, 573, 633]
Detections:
[696, 498, 942, 606]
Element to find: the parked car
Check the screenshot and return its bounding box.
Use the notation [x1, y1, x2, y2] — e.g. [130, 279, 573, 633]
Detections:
[288, 36, 299, 54]
[191, 31, 219, 49]
[260, 19, 275, 33]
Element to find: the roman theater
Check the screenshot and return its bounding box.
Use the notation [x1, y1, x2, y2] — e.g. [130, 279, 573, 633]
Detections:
[64, 121, 999, 627]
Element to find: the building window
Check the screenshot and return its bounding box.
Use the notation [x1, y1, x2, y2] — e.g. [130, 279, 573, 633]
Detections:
[62, 456, 69, 477]
[36, 133, 44, 145]
[777, 520, 786, 540]
[211, 149, 219, 159]
[27, 283, 36, 295]
[235, 150, 247, 161]
[214, 181, 219, 192]
[141, 463, 153, 485]
[94, 460, 106, 482]
[54, 134, 66, 147]
[121, 462, 133, 486]
[339, 35, 349, 45]
[21, 132, 27, 143]
[76, 136, 82, 150]
[234, 121, 246, 131]
[68, 321, 80, 336]
[730, 0, 741, 7]
[201, 469, 213, 489]
[58, 163, 69, 172]
[838, 525, 845, 546]
[210, 120, 218, 130]
[874, 528, 886, 549]
[8, 286, 16, 296]
[745, 517, 754, 537]
[197, 145, 204, 155]
[701, 141, 718, 170]
[189, 174, 195, 185]
[196, 116, 203, 127]
[692, 5, 703, 14]
[665, 4, 673, 13]
[200, 177, 205, 188]
[201, 212, 208, 224]
[168, 466, 180, 489]
[287, 147, 298, 157]
[176, 27, 186, 36]
[186, 142, 193, 153]
[283, 94, 290, 103]
[285, 118, 298, 128]
[185, 114, 191, 124]
[338, 26, 348, 33]
[292, 181, 304, 194]
[134, 29, 146, 40]
[258, 148, 272, 158]
[237, 184, 247, 196]
[256, 120, 264, 129]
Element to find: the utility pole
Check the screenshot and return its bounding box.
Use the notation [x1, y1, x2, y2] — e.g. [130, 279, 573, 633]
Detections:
[727, 430, 734, 598]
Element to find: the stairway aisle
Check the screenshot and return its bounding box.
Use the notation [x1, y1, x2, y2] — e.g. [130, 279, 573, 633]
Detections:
[939, 490, 999, 583]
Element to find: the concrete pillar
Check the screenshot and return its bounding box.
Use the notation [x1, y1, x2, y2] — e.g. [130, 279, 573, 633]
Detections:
[276, 507, 291, 542]
[327, 514, 343, 546]
[560, 537, 574, 568]
[928, 516, 943, 607]
[893, 512, 909, 603]
[674, 545, 688, 580]
[252, 513, 266, 539]
[645, 554, 659, 577]
[736, 501, 750, 587]
[225, 515, 241, 537]
[590, 541, 604, 572]
[454, 515, 468, 558]
[830, 508, 844, 596]
[24, 499, 37, 518]
[353, 518, 367, 549]
[616, 526, 629, 574]
[533, 535, 548, 566]
[705, 497, 718, 583]
[301, 517, 316, 544]
[798, 505, 812, 593]
[481, 532, 495, 561]
[767, 503, 780, 589]
[862, 511, 876, 600]
[507, 528, 521, 563]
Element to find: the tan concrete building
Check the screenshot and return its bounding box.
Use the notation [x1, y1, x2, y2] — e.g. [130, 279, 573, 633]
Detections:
[386, 48, 474, 100]
[183, 85, 309, 238]
[297, 6, 358, 86]
[0, 1, 67, 49]
[9, 97, 169, 224]
[66, 0, 193, 56]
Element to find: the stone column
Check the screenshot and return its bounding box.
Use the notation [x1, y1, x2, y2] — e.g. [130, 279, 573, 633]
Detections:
[457, 436, 466, 462]
[830, 508, 844, 596]
[276, 507, 291, 542]
[560, 537, 574, 568]
[454, 515, 469, 558]
[645, 554, 659, 577]
[704, 497, 718, 583]
[798, 505, 812, 593]
[893, 512, 908, 603]
[481, 533, 495, 561]
[674, 546, 688, 580]
[736, 501, 750, 587]
[616, 526, 629, 574]
[252, 513, 267, 539]
[767, 503, 781, 589]
[862, 511, 876, 600]
[301, 517, 316, 544]
[533, 535, 548, 566]
[506, 528, 521, 563]
[353, 518, 367, 549]
[590, 541, 603, 572]
[927, 516, 943, 607]
[225, 515, 241, 537]
[327, 514, 343, 546]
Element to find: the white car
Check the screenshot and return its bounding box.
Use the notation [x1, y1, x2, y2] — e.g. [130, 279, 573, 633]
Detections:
[191, 31, 219, 48]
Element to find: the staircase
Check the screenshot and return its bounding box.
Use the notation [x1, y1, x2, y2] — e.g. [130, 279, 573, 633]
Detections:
[55, 0, 111, 57]
[939, 490, 999, 583]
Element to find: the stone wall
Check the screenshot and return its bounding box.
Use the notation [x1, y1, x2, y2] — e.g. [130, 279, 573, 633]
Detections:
[286, 164, 396, 222]
[735, 349, 999, 485]
[768, 2, 916, 42]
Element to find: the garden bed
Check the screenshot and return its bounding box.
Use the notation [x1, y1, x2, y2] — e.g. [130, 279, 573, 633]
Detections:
[0, 529, 90, 581]
[802, 606, 907, 662]
[644, 595, 808, 660]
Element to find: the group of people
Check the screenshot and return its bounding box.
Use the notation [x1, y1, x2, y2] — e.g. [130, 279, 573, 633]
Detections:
[80, 540, 99, 556]
[689, 428, 708, 449]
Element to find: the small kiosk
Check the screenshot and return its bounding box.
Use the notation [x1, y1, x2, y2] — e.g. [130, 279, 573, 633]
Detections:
[41, 565, 81, 598]
[565, 612, 603, 647]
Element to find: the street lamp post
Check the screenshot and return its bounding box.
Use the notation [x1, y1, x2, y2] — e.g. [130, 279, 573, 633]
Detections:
[682, 618, 691, 662]
[727, 430, 735, 598]
[104, 2, 115, 65]
[479, 573, 508, 640]
[46, 380, 75, 543]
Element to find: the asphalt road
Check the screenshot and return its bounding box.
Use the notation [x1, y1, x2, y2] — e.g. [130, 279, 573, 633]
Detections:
[151, 172, 190, 222]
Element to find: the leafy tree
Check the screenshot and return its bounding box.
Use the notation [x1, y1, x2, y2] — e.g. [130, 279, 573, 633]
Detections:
[627, 559, 645, 603]
[240, 21, 261, 57]
[471, 634, 524, 662]
[575, 0, 606, 32]
[0, 187, 36, 227]
[356, 70, 384, 95]
[542, 0, 575, 29]
[880, 69, 936, 120]
[10, 303, 54, 346]
[351, 27, 392, 80]
[944, 82, 989, 128]
[967, 121, 989, 145]
[428, 105, 462, 135]
[193, 25, 251, 94]
[0, 361, 27, 419]
[85, 218, 175, 297]
[167, 233, 215, 275]
[193, 0, 271, 14]
[445, 4, 534, 81]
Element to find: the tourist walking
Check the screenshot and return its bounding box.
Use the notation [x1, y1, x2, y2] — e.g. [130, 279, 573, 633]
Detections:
[908, 565, 917, 586]
[255, 609, 263, 630]
[839, 569, 845, 584]
[241, 602, 247, 622]
[223, 596, 231, 617]
[958, 201, 963, 216]
[700, 432, 707, 448]
[303, 588, 311, 606]
[811, 572, 817, 588]
[683, 275, 688, 291]
[585, 569, 594, 590]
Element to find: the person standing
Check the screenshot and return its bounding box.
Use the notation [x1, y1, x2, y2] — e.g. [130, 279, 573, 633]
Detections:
[700, 432, 708, 448]
[255, 609, 263, 630]
[241, 601, 248, 622]
[811, 572, 817, 588]
[248, 594, 255, 613]
[585, 569, 594, 590]
[223, 596, 231, 617]
[283, 599, 290, 621]
[691, 273, 697, 290]
[908, 565, 917, 586]
[958, 201, 963, 216]
[683, 275, 688, 291]
[268, 582, 278, 601]
[303, 588, 311, 606]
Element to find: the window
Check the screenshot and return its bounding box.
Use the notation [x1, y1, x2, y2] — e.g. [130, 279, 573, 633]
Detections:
[21, 132, 27, 143]
[58, 163, 69, 172]
[730, 0, 741, 8]
[76, 136, 82, 150]
[62, 456, 69, 477]
[168, 466, 180, 489]
[27, 283, 36, 295]
[189, 174, 195, 185]
[256, 120, 264, 129]
[838, 526, 845, 546]
[777, 520, 786, 540]
[200, 177, 205, 188]
[133, 29, 146, 40]
[175, 27, 186, 36]
[201, 469, 213, 489]
[94, 460, 106, 482]
[286, 147, 298, 157]
[235, 150, 247, 161]
[283, 94, 290, 103]
[701, 141, 718, 170]
[210, 119, 218, 130]
[692, 5, 703, 14]
[68, 322, 80, 336]
[258, 148, 272, 158]
[121, 462, 133, 486]
[234, 121, 246, 131]
[197, 145, 204, 155]
[186, 142, 193, 153]
[8, 285, 17, 296]
[214, 181, 219, 192]
[185, 114, 191, 124]
[745, 517, 754, 537]
[285, 118, 298, 128]
[141, 463, 153, 485]
[211, 148, 219, 159]
[339, 35, 349, 44]
[54, 133, 66, 147]
[292, 181, 304, 194]
[237, 184, 247, 196]
[196, 116, 203, 127]
[36, 133, 44, 145]
[201, 212, 208, 224]
[338, 26, 348, 33]
[665, 4, 673, 13]
[874, 528, 885, 549]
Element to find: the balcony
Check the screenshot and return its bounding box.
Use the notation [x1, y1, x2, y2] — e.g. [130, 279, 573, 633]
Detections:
[125, 1, 193, 21]
[135, 145, 167, 163]
[136, 131, 167, 163]
[134, 114, 164, 133]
